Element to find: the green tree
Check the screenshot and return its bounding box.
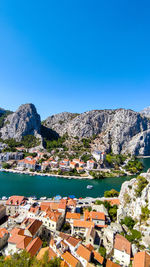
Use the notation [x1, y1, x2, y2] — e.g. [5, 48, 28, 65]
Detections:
[104, 189, 119, 198]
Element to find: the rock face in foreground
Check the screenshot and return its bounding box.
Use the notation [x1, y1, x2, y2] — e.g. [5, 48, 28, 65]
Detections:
[117, 171, 150, 247]
[118, 171, 150, 221]
[44, 109, 150, 155]
[0, 104, 41, 141]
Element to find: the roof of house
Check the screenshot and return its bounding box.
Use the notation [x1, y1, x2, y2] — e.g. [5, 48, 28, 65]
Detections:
[6, 196, 25, 206]
[86, 244, 94, 251]
[114, 234, 131, 255]
[87, 160, 95, 163]
[73, 220, 94, 228]
[93, 250, 104, 264]
[37, 247, 57, 261]
[24, 219, 42, 237]
[26, 237, 42, 257]
[84, 210, 105, 221]
[70, 162, 77, 165]
[133, 251, 150, 267]
[67, 199, 77, 207]
[66, 212, 80, 220]
[66, 236, 81, 247]
[8, 234, 32, 249]
[0, 228, 8, 238]
[76, 244, 91, 262]
[106, 259, 121, 267]
[106, 199, 120, 206]
[61, 251, 79, 267]
[10, 227, 22, 236]
[45, 211, 61, 222]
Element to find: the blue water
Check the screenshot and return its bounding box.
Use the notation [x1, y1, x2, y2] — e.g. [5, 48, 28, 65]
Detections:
[0, 158, 149, 198]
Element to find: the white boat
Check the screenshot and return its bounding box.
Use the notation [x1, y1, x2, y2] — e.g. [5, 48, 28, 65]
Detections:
[40, 196, 47, 200]
[87, 185, 93, 189]
[2, 196, 7, 200]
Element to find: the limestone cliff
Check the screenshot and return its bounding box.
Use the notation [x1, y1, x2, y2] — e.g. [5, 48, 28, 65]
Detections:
[0, 104, 41, 141]
[44, 109, 150, 155]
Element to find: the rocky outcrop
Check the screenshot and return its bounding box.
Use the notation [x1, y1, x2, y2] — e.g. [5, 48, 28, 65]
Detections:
[141, 106, 150, 118]
[117, 172, 150, 222]
[0, 104, 41, 141]
[44, 109, 150, 155]
[117, 171, 150, 247]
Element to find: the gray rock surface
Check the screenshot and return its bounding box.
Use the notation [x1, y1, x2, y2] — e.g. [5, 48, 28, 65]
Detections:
[44, 109, 150, 155]
[0, 104, 41, 141]
[141, 106, 150, 118]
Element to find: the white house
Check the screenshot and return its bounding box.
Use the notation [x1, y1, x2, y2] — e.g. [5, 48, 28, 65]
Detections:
[114, 234, 131, 266]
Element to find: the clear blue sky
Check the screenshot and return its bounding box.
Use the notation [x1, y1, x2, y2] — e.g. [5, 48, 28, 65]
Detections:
[0, 0, 150, 119]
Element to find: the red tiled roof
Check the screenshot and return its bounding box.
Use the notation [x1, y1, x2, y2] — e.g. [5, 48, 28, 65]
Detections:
[73, 220, 94, 228]
[6, 196, 25, 206]
[114, 234, 131, 255]
[25, 219, 42, 237]
[106, 259, 121, 267]
[66, 212, 80, 220]
[61, 251, 79, 267]
[133, 251, 150, 267]
[26, 237, 42, 257]
[93, 250, 104, 264]
[76, 244, 91, 262]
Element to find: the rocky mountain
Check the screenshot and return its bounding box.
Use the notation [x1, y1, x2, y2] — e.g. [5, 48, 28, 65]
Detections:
[0, 104, 41, 141]
[44, 109, 150, 155]
[141, 106, 150, 118]
[117, 170, 150, 247]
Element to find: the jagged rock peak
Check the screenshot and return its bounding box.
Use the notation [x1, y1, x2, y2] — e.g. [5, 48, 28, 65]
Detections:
[141, 106, 150, 118]
[0, 103, 41, 141]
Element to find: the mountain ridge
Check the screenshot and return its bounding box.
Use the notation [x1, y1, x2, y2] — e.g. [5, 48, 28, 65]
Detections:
[0, 103, 150, 155]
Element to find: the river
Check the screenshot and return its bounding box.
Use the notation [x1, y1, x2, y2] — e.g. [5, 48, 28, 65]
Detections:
[0, 158, 150, 199]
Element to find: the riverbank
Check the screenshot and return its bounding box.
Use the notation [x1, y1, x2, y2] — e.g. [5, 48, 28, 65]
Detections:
[1, 168, 93, 180]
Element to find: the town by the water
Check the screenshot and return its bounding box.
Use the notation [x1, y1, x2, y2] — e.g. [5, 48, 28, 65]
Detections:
[0, 139, 150, 266]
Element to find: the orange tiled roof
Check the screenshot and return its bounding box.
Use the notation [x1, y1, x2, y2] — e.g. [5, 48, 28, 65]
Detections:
[58, 202, 66, 210]
[114, 234, 131, 255]
[76, 244, 91, 262]
[93, 250, 104, 264]
[25, 219, 42, 237]
[106, 259, 121, 267]
[106, 199, 120, 206]
[61, 251, 79, 267]
[86, 244, 94, 251]
[0, 228, 8, 238]
[37, 247, 57, 261]
[66, 212, 80, 220]
[70, 162, 77, 165]
[66, 236, 81, 247]
[73, 220, 94, 228]
[84, 210, 105, 221]
[133, 251, 150, 267]
[67, 199, 77, 207]
[6, 196, 25, 206]
[26, 237, 42, 257]
[10, 227, 22, 236]
[45, 210, 61, 222]
[8, 234, 32, 249]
